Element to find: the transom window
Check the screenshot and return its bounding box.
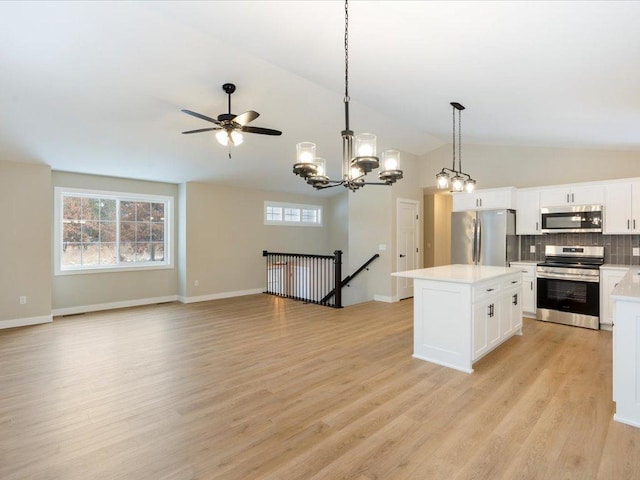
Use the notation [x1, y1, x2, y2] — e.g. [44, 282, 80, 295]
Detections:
[54, 188, 172, 274]
[264, 201, 322, 227]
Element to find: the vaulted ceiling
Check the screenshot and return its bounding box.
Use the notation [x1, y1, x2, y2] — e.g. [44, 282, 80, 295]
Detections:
[1, 1, 639, 194]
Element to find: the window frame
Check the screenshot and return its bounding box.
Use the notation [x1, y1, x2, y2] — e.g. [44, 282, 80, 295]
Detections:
[264, 201, 323, 227]
[54, 187, 173, 275]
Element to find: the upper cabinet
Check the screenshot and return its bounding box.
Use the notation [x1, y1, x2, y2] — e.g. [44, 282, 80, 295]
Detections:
[452, 187, 516, 212]
[603, 181, 640, 234]
[515, 189, 541, 235]
[539, 184, 605, 207]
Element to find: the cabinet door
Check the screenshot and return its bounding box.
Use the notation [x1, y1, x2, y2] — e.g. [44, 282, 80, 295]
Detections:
[508, 287, 523, 333]
[521, 275, 536, 315]
[516, 189, 541, 235]
[452, 192, 479, 212]
[478, 190, 514, 210]
[604, 183, 632, 234]
[487, 300, 501, 348]
[472, 302, 489, 360]
[600, 269, 628, 326]
[539, 187, 570, 207]
[572, 185, 604, 205]
[631, 182, 640, 233]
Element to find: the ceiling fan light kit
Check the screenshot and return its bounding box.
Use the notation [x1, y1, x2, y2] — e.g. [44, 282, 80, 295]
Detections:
[292, 0, 403, 192]
[181, 82, 282, 155]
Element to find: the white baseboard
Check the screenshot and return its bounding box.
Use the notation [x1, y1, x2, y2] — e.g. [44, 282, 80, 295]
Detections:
[373, 295, 397, 303]
[52, 295, 178, 317]
[178, 288, 265, 304]
[0, 314, 53, 330]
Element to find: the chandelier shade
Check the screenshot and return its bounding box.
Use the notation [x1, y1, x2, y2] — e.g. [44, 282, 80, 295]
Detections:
[435, 102, 475, 193]
[292, 0, 403, 192]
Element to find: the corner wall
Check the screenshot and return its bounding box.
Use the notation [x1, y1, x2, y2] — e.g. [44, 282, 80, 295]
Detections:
[0, 161, 52, 328]
[51, 172, 179, 314]
[182, 182, 332, 302]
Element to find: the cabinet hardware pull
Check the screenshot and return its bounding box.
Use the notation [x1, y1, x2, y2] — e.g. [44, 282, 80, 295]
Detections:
[536, 221, 538, 231]
[635, 219, 637, 230]
[486, 288, 495, 292]
[530, 281, 533, 290]
[628, 220, 631, 230]
[567, 193, 570, 203]
[511, 280, 518, 284]
[512, 294, 518, 306]
[572, 193, 575, 203]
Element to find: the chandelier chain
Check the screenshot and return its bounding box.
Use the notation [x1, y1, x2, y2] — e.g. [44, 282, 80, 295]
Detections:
[344, 0, 350, 103]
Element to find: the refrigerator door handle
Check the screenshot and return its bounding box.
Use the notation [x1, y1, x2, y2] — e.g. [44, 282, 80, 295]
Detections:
[471, 218, 477, 263]
[475, 218, 482, 264]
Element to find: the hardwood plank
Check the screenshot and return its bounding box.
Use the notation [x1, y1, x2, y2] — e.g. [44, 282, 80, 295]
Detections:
[0, 295, 638, 479]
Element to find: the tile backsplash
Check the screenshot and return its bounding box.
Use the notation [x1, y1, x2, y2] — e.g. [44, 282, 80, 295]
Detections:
[519, 234, 640, 265]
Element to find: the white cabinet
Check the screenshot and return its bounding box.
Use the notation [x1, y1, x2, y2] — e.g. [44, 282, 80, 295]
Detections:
[539, 184, 604, 207]
[510, 262, 536, 318]
[515, 189, 542, 235]
[600, 266, 629, 329]
[604, 181, 640, 234]
[612, 280, 640, 428]
[452, 187, 516, 212]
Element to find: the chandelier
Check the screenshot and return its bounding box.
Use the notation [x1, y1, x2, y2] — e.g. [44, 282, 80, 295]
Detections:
[436, 102, 476, 193]
[292, 0, 403, 192]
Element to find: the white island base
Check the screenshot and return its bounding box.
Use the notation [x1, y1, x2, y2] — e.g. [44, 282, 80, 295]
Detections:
[393, 265, 523, 373]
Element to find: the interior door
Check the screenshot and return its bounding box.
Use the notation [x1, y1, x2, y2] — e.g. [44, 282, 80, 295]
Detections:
[397, 199, 419, 300]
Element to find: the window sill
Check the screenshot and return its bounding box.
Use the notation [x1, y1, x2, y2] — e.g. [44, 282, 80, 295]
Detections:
[55, 263, 174, 276]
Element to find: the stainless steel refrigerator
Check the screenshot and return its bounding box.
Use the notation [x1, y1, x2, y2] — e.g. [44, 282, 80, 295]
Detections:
[451, 209, 517, 266]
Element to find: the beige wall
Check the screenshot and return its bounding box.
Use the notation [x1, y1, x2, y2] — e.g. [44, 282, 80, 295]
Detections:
[182, 182, 331, 299]
[51, 172, 179, 312]
[0, 161, 52, 325]
[423, 192, 451, 268]
[420, 144, 640, 190]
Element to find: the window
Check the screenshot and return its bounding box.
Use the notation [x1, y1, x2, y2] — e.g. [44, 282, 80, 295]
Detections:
[54, 187, 172, 274]
[264, 201, 322, 227]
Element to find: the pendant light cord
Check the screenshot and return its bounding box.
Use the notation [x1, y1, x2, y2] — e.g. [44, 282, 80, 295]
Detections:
[458, 107, 462, 172]
[452, 105, 456, 171]
[343, 0, 350, 132]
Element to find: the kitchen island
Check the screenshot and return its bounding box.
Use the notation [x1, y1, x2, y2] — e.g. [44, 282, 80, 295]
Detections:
[611, 267, 640, 428]
[393, 265, 523, 373]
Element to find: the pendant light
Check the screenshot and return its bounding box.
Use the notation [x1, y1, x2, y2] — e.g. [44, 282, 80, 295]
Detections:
[435, 102, 475, 193]
[292, 0, 403, 191]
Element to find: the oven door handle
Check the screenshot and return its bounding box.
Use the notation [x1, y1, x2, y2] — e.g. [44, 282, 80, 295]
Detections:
[537, 272, 600, 283]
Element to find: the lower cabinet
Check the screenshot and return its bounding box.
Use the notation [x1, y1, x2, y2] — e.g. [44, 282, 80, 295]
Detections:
[472, 276, 523, 361]
[510, 262, 537, 318]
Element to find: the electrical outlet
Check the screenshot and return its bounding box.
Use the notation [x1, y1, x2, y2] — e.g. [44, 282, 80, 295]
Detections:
[633, 248, 640, 257]
[19, 296, 27, 305]
[378, 244, 387, 251]
[530, 245, 536, 253]
[194, 280, 200, 287]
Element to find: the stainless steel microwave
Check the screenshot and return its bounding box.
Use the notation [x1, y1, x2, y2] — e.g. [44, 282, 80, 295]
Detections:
[540, 205, 603, 233]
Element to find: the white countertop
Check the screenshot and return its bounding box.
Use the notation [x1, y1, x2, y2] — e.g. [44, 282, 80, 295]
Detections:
[392, 264, 519, 284]
[612, 266, 640, 302]
[601, 264, 632, 271]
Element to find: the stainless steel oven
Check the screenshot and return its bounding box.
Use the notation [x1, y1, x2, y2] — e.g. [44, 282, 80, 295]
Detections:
[536, 245, 604, 330]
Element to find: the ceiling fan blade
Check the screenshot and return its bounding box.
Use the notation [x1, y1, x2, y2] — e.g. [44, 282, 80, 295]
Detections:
[181, 109, 220, 125]
[182, 127, 221, 134]
[233, 110, 260, 126]
[241, 125, 282, 136]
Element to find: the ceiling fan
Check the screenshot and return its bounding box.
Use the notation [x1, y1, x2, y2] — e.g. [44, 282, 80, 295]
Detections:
[181, 83, 282, 157]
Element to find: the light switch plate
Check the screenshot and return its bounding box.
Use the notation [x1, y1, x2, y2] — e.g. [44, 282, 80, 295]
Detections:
[530, 245, 536, 253]
[633, 247, 639, 257]
[378, 244, 387, 251]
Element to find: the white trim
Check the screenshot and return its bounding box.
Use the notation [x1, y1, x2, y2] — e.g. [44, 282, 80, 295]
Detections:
[54, 187, 174, 275]
[374, 295, 397, 303]
[614, 414, 640, 429]
[264, 201, 323, 227]
[52, 295, 178, 316]
[0, 314, 52, 330]
[178, 288, 265, 304]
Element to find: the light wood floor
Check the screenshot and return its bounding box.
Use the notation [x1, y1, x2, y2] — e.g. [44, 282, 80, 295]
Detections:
[1, 295, 639, 480]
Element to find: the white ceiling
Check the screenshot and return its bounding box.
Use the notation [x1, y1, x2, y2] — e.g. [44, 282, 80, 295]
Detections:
[1, 1, 639, 195]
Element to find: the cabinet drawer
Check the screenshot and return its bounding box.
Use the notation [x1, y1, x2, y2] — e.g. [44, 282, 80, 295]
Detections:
[473, 280, 502, 302]
[511, 264, 536, 276]
[502, 275, 522, 290]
